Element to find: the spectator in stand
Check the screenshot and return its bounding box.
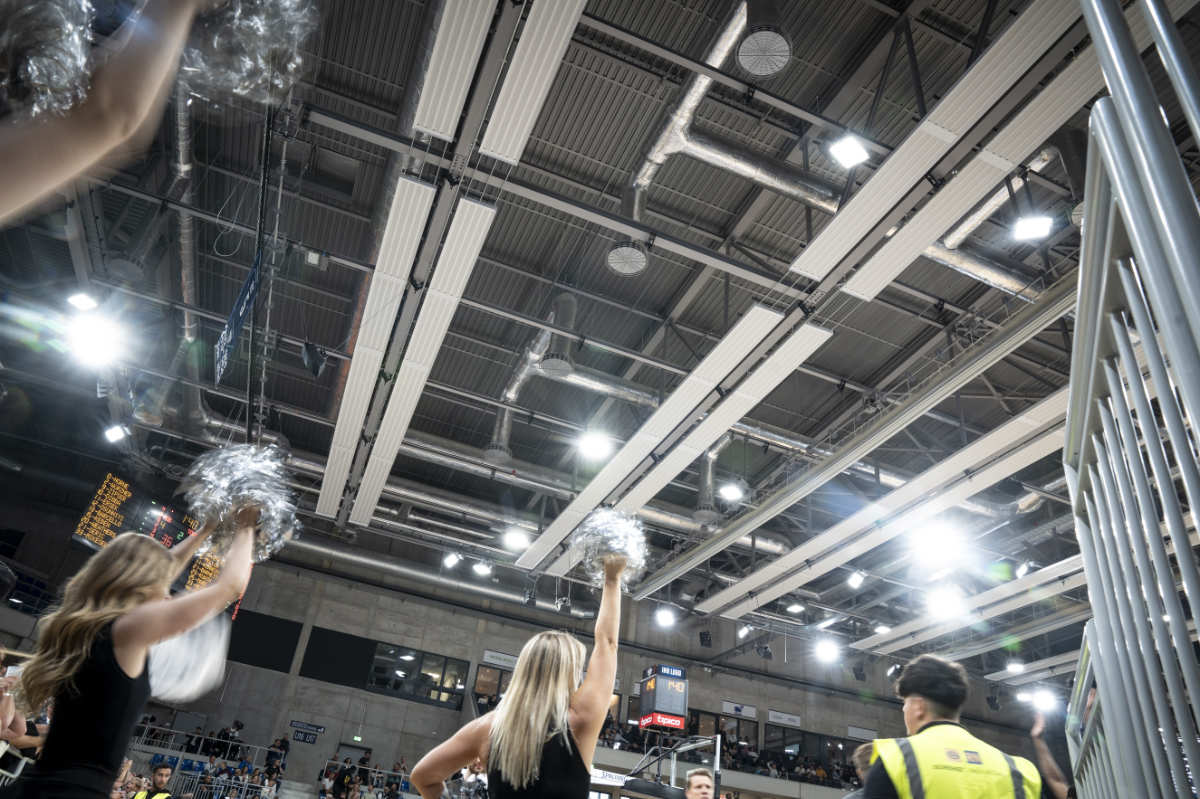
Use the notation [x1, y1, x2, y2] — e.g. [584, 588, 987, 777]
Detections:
[319, 768, 335, 799]
[357, 750, 372, 782]
[265, 740, 284, 768]
[397, 758, 407, 778]
[842, 743, 873, 799]
[263, 776, 278, 799]
[277, 733, 290, 768]
[131, 764, 173, 799]
[184, 726, 204, 754]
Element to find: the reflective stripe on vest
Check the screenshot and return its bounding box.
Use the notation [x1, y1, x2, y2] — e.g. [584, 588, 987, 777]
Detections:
[873, 724, 1041, 799]
[896, 738, 926, 799]
[1002, 753, 1025, 799]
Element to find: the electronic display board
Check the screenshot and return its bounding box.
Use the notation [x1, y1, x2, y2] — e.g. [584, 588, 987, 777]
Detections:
[75, 472, 221, 589]
[639, 664, 688, 729]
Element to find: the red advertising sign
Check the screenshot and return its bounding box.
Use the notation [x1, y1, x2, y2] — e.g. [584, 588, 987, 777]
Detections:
[640, 712, 685, 730]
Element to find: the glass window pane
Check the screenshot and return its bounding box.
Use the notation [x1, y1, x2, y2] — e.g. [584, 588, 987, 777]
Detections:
[740, 720, 757, 746]
[475, 666, 500, 697]
[764, 724, 785, 752]
[720, 716, 739, 743]
[443, 659, 468, 691]
[627, 696, 640, 724]
[499, 670, 512, 693]
[419, 654, 444, 699]
[697, 712, 716, 738]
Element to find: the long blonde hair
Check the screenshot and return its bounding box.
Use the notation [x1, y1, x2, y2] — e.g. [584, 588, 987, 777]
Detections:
[21, 533, 173, 710]
[488, 630, 586, 788]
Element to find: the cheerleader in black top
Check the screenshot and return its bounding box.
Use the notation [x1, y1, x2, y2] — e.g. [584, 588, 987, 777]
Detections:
[0, 508, 256, 798]
[411, 557, 627, 799]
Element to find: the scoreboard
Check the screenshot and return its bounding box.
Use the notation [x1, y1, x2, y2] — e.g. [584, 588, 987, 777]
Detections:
[639, 664, 688, 730]
[74, 472, 221, 589]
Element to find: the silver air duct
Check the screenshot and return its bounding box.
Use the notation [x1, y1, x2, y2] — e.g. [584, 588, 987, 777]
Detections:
[695, 456, 720, 525]
[539, 293, 577, 378]
[738, 0, 791, 77]
[617, 3, 1050, 299]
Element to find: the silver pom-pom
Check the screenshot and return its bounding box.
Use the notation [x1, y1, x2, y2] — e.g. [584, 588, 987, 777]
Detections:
[180, 0, 317, 105]
[572, 508, 647, 590]
[179, 444, 298, 562]
[149, 613, 230, 702]
[0, 0, 93, 119]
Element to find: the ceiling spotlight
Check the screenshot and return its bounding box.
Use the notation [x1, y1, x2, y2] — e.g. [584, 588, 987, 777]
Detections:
[830, 134, 870, 169]
[1015, 561, 1032, 579]
[718, 480, 748, 503]
[1032, 689, 1058, 712]
[399, 654, 415, 662]
[737, 625, 752, 639]
[472, 561, 493, 577]
[394, 670, 406, 678]
[577, 431, 614, 461]
[67, 314, 125, 367]
[738, 0, 791, 77]
[815, 616, 839, 630]
[912, 522, 968, 574]
[67, 293, 98, 311]
[926, 585, 968, 621]
[874, 624, 891, 635]
[814, 638, 840, 664]
[443, 552, 462, 568]
[502, 527, 531, 551]
[886, 663, 902, 678]
[607, 240, 648, 276]
[1015, 691, 1032, 703]
[655, 606, 677, 628]
[104, 424, 129, 443]
[1007, 661, 1026, 675]
[846, 571, 866, 590]
[786, 603, 805, 614]
[523, 588, 537, 607]
[1012, 215, 1053, 241]
[555, 595, 572, 613]
[755, 644, 774, 661]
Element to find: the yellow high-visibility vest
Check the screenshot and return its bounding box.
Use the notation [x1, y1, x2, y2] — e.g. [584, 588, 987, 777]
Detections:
[872, 722, 1041, 799]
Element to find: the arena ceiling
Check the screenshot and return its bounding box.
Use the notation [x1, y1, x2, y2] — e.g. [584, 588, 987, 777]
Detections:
[4, 0, 1200, 703]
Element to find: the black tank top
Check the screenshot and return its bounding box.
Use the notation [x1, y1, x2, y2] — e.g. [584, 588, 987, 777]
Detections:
[488, 728, 590, 799]
[31, 620, 151, 792]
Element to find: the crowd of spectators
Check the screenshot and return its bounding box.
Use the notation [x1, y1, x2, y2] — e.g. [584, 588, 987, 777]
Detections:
[595, 716, 862, 792]
[318, 752, 410, 799]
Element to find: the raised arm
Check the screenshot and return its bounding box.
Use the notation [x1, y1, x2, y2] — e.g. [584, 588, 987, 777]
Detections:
[0, 0, 211, 224]
[111, 506, 256, 674]
[168, 518, 218, 581]
[570, 556, 626, 757]
[1030, 713, 1070, 799]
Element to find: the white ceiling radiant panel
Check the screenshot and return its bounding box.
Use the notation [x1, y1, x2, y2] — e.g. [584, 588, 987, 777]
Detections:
[517, 305, 783, 570]
[349, 198, 497, 525]
[787, 0, 1079, 282]
[479, 0, 587, 164]
[316, 444, 356, 517]
[315, 178, 436, 517]
[986, 651, 1079, 684]
[412, 0, 494, 141]
[614, 323, 833, 516]
[317, 346, 385, 516]
[697, 387, 1069, 614]
[376, 178, 438, 279]
[842, 0, 1198, 301]
[717, 424, 1068, 620]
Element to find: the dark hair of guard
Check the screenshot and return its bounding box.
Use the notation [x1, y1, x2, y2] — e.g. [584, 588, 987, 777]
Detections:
[894, 654, 969, 718]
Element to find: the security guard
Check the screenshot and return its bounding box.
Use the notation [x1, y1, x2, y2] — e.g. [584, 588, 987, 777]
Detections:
[863, 655, 1041, 799]
[132, 763, 174, 799]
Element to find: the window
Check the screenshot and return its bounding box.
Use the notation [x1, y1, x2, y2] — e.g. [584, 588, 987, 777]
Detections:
[473, 666, 512, 714]
[627, 695, 641, 725]
[687, 709, 718, 737]
[367, 643, 468, 710]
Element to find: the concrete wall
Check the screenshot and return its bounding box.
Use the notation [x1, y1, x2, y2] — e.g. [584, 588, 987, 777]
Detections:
[171, 562, 1037, 784]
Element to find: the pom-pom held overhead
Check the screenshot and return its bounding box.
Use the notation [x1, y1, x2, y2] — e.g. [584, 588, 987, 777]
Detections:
[0, 0, 93, 119]
[180, 0, 318, 105]
[180, 444, 298, 562]
[572, 508, 647, 590]
[148, 613, 231, 702]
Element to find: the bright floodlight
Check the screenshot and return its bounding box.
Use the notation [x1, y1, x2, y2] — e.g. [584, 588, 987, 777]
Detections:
[718, 481, 746, 502]
[926, 585, 967, 621]
[67, 314, 125, 367]
[1007, 661, 1026, 674]
[443, 552, 462, 568]
[472, 561, 493, 576]
[1032, 689, 1058, 712]
[577, 431, 614, 461]
[847, 571, 865, 589]
[104, 425, 128, 443]
[737, 625, 752, 639]
[1012, 215, 1053, 241]
[874, 624, 891, 635]
[68, 293, 98, 311]
[815, 638, 840, 664]
[502, 528, 530, 551]
[655, 607, 677, 628]
[1015, 691, 1032, 703]
[830, 135, 870, 169]
[913, 522, 967, 572]
[786, 603, 805, 614]
[1015, 561, 1031, 579]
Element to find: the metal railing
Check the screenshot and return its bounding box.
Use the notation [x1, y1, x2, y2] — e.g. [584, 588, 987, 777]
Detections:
[1064, 1, 1200, 796]
[129, 725, 288, 777]
[320, 760, 411, 797]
